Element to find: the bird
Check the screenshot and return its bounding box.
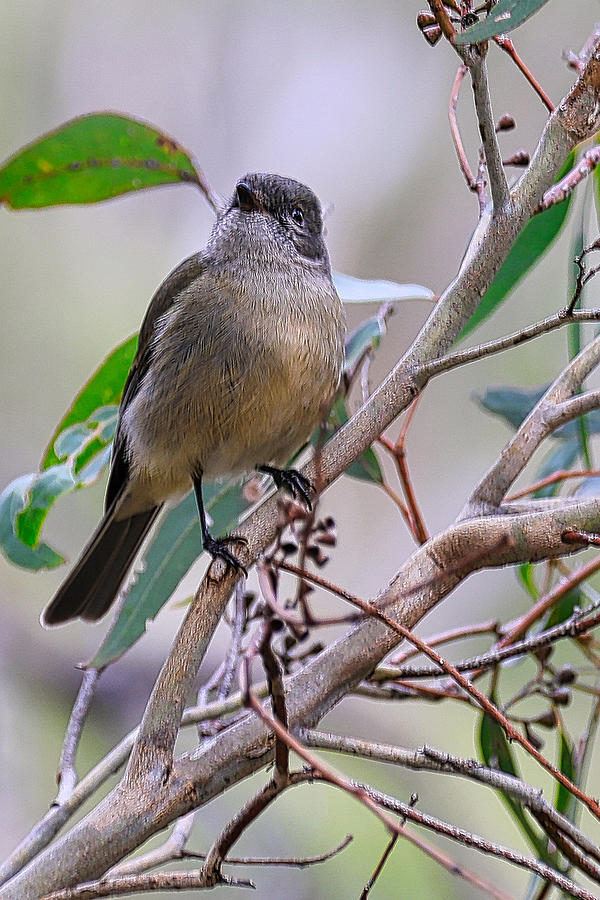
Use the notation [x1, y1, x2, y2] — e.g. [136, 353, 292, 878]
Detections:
[42, 173, 346, 626]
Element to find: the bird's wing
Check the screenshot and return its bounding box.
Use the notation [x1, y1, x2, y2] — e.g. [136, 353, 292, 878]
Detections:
[104, 251, 205, 510]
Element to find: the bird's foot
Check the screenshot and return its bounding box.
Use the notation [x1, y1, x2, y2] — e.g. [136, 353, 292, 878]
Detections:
[259, 465, 314, 509]
[203, 533, 248, 576]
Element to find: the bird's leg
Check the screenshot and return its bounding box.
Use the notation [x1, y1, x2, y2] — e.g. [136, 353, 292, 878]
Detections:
[258, 465, 314, 509]
[192, 469, 247, 574]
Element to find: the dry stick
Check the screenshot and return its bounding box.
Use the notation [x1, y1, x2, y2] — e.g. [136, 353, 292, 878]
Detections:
[201, 772, 304, 886]
[360, 834, 398, 899]
[42, 833, 354, 900]
[539, 147, 600, 212]
[424, 308, 600, 380]
[255, 623, 289, 781]
[358, 783, 599, 900]
[470, 50, 510, 211]
[494, 36, 554, 112]
[303, 732, 600, 865]
[107, 810, 195, 879]
[379, 397, 429, 544]
[40, 869, 253, 899]
[390, 619, 499, 666]
[8, 37, 600, 899]
[507, 468, 600, 500]
[56, 669, 101, 804]
[276, 560, 600, 821]
[381, 599, 600, 679]
[449, 64, 477, 191]
[498, 555, 600, 649]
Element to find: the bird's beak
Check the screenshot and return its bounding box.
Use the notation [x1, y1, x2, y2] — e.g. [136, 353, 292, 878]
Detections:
[235, 181, 261, 212]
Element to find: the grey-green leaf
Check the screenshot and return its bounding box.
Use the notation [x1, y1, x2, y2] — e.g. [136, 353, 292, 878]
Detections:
[0, 475, 65, 569]
[333, 271, 434, 304]
[89, 483, 250, 668]
[454, 0, 551, 45]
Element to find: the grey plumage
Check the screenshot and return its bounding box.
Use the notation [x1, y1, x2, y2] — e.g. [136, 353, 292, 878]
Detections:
[42, 173, 345, 626]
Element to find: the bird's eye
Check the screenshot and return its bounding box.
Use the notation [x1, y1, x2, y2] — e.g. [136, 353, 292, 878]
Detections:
[291, 207, 304, 226]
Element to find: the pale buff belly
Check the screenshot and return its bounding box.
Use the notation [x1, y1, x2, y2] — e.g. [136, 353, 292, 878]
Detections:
[119, 343, 339, 512]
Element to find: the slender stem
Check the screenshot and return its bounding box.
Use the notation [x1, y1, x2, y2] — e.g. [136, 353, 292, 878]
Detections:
[494, 36, 554, 112]
[424, 309, 600, 380]
[470, 55, 510, 211]
[449, 65, 477, 191]
[56, 669, 101, 803]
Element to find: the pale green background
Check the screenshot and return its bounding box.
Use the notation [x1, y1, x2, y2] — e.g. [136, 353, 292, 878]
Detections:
[1, 2, 598, 898]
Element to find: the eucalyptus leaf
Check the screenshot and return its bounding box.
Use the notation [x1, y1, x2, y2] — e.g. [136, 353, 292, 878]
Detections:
[532, 440, 579, 498]
[333, 271, 434, 304]
[0, 113, 200, 209]
[344, 316, 387, 376]
[461, 151, 576, 339]
[454, 0, 551, 45]
[479, 706, 553, 862]
[43, 335, 137, 469]
[89, 483, 249, 668]
[555, 731, 576, 819]
[474, 384, 548, 430]
[518, 563, 538, 600]
[0, 475, 64, 569]
[316, 395, 383, 485]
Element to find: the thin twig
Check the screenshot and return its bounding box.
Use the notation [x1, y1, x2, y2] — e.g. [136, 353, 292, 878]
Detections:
[499, 556, 600, 648]
[424, 308, 600, 380]
[470, 55, 510, 211]
[360, 834, 398, 899]
[359, 783, 599, 900]
[56, 669, 101, 803]
[494, 36, 554, 112]
[278, 560, 600, 821]
[201, 774, 302, 886]
[382, 599, 600, 679]
[507, 468, 600, 500]
[108, 810, 196, 878]
[390, 619, 499, 666]
[303, 731, 600, 865]
[449, 65, 477, 191]
[539, 148, 600, 213]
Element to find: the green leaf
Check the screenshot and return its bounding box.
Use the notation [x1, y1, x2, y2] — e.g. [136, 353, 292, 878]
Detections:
[533, 441, 579, 497]
[89, 482, 249, 667]
[0, 475, 64, 569]
[555, 730, 575, 818]
[344, 316, 387, 377]
[542, 587, 582, 631]
[474, 384, 548, 430]
[15, 465, 75, 548]
[333, 272, 434, 304]
[0, 406, 119, 571]
[479, 705, 552, 861]
[461, 151, 576, 339]
[518, 563, 538, 600]
[43, 335, 137, 469]
[317, 395, 383, 485]
[454, 0, 551, 45]
[0, 113, 200, 209]
[574, 475, 600, 497]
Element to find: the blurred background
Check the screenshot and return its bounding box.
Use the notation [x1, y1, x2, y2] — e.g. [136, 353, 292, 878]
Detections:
[1, 2, 599, 897]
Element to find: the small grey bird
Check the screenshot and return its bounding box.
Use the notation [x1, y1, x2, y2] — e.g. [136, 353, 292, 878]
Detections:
[42, 173, 345, 626]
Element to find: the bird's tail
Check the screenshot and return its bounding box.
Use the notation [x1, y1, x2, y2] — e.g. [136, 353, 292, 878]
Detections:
[42, 501, 161, 626]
